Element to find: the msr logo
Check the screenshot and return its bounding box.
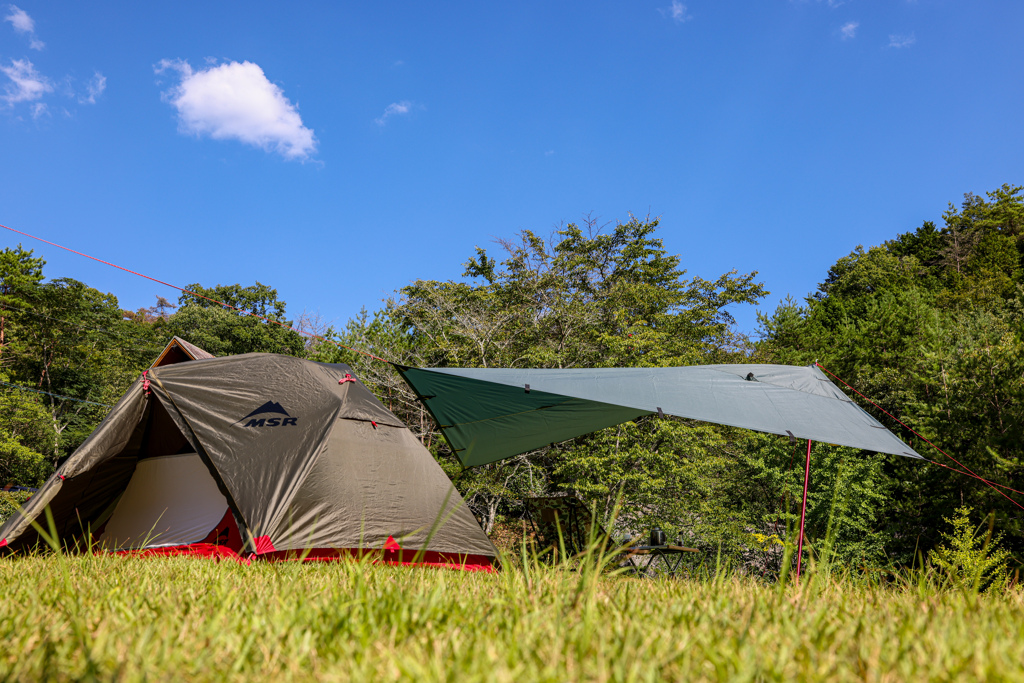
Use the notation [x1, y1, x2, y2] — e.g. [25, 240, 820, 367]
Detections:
[241, 401, 298, 428]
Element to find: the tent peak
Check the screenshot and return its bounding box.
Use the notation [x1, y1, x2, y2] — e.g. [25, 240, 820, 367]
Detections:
[151, 337, 215, 368]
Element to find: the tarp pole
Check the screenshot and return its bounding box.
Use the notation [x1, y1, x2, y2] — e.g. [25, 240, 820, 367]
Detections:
[795, 439, 812, 580]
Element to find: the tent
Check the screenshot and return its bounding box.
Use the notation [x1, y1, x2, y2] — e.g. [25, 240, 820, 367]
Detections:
[0, 343, 497, 570]
[394, 363, 922, 467]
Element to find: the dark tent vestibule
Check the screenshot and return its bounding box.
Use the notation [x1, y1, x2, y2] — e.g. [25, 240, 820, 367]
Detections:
[0, 342, 497, 570]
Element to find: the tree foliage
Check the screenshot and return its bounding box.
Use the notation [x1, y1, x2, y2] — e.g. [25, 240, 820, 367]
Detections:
[168, 282, 305, 357]
[315, 215, 770, 545]
[759, 183, 1024, 563]
[4, 187, 1022, 577]
[930, 506, 1013, 594]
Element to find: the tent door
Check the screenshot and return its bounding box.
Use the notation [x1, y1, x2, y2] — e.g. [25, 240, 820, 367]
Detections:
[97, 452, 230, 550]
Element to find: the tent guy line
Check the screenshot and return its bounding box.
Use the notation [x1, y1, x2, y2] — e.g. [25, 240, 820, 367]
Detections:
[0, 379, 113, 408]
[926, 458, 1024, 499]
[0, 222, 388, 364]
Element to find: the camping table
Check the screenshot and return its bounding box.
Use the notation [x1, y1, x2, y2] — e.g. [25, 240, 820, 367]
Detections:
[623, 545, 699, 577]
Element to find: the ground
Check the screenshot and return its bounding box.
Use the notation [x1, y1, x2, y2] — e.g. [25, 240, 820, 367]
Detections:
[2, 551, 1022, 682]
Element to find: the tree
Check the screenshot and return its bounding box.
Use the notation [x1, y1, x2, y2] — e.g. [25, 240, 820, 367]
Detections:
[0, 246, 45, 363]
[0, 375, 52, 486]
[316, 214, 769, 540]
[168, 282, 305, 356]
[759, 184, 1024, 563]
[3, 277, 154, 463]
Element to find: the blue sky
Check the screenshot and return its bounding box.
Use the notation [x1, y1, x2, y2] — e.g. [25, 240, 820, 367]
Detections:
[1, 1, 1022, 338]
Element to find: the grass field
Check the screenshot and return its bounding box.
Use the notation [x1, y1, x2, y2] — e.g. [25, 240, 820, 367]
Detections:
[2, 548, 1023, 682]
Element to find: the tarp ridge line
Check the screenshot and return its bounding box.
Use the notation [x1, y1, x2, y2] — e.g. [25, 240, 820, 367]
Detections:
[705, 366, 858, 403]
[444, 397, 589, 428]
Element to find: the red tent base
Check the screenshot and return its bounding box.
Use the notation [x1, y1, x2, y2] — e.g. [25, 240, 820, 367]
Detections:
[106, 544, 496, 572]
[255, 547, 497, 572]
[99, 510, 494, 571]
[114, 543, 250, 564]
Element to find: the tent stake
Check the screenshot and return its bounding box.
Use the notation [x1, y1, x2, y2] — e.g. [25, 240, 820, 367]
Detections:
[796, 439, 812, 581]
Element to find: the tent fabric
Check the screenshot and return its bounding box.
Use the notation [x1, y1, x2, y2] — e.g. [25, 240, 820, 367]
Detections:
[147, 354, 350, 549]
[267, 419, 493, 556]
[256, 547, 497, 572]
[395, 363, 922, 468]
[1, 347, 497, 569]
[98, 453, 230, 550]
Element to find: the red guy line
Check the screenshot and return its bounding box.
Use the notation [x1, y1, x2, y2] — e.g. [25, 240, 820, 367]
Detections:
[815, 361, 1024, 513]
[0, 223, 387, 363]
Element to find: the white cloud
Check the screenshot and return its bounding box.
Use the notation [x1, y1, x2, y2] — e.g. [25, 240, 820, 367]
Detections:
[79, 71, 106, 104]
[888, 32, 916, 48]
[156, 59, 317, 160]
[790, 0, 847, 7]
[840, 21, 858, 40]
[4, 5, 44, 50]
[30, 101, 46, 118]
[790, 0, 845, 7]
[1, 58, 52, 105]
[375, 100, 411, 126]
[3, 4, 30, 31]
[663, 1, 692, 23]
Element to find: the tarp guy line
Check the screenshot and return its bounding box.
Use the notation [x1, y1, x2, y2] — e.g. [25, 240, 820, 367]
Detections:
[815, 362, 1024, 513]
[0, 223, 388, 364]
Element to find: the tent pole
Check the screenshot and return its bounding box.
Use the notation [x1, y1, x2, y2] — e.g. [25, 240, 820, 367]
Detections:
[795, 439, 813, 581]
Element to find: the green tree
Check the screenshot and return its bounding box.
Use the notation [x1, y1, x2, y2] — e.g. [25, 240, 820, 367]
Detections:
[168, 282, 305, 356]
[3, 277, 154, 463]
[759, 184, 1024, 563]
[0, 246, 45, 363]
[0, 373, 53, 486]
[317, 215, 769, 541]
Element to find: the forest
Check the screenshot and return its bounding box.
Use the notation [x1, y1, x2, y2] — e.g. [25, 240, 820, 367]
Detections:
[2, 183, 1022, 574]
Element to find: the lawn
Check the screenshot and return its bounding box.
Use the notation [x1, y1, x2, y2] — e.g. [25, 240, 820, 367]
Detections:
[1, 550, 1022, 682]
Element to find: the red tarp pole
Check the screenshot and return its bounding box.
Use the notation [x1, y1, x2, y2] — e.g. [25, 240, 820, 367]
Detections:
[796, 439, 812, 580]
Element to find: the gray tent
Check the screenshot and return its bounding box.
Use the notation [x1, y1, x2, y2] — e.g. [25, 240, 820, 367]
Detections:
[395, 363, 921, 467]
[0, 349, 497, 570]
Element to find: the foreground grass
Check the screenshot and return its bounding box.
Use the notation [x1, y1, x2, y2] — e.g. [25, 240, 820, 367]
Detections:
[1, 552, 1023, 682]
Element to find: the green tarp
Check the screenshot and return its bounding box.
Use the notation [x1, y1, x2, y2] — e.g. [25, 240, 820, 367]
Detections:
[395, 363, 922, 468]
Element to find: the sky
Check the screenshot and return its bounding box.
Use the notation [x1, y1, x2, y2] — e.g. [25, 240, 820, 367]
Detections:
[1, 1, 1022, 339]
